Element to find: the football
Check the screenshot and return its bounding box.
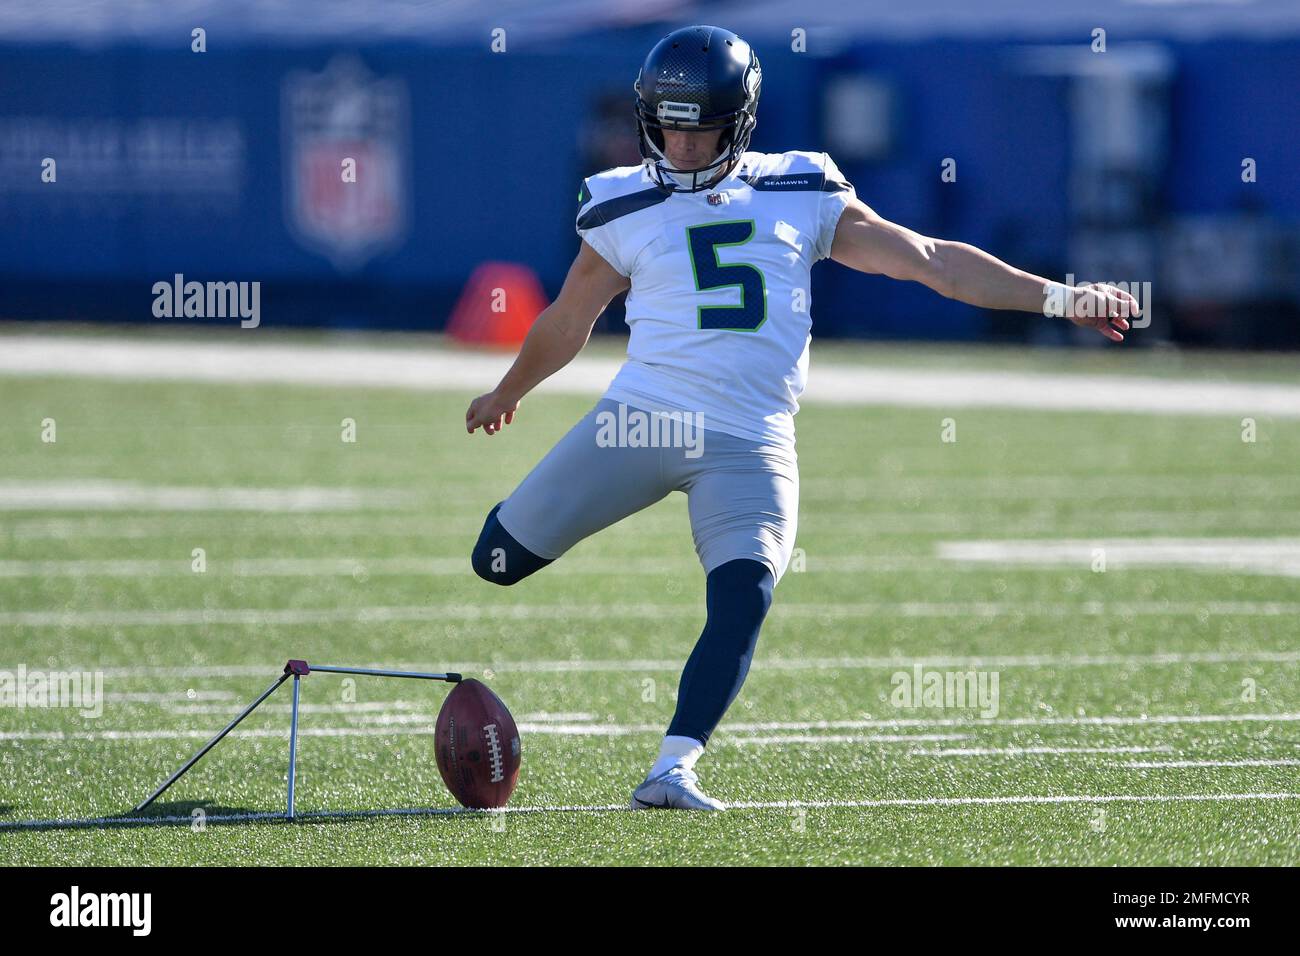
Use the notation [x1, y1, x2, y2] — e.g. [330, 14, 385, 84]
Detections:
[434, 679, 521, 809]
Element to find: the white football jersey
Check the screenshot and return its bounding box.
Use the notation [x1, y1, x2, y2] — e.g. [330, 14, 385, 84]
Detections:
[576, 151, 855, 449]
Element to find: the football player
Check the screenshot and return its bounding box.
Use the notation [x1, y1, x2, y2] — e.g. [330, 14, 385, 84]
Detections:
[466, 25, 1138, 810]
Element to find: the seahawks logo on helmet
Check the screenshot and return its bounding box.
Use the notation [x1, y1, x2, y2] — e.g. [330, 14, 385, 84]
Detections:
[634, 25, 762, 194]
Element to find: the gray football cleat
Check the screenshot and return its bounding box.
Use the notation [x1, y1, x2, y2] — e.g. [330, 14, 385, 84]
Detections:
[630, 767, 727, 811]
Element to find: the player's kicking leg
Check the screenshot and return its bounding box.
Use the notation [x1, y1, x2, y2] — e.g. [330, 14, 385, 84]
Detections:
[630, 434, 798, 811]
[471, 398, 673, 585]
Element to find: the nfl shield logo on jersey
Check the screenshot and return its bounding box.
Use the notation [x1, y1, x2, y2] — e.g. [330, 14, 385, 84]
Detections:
[707, 193, 726, 205]
[281, 56, 410, 270]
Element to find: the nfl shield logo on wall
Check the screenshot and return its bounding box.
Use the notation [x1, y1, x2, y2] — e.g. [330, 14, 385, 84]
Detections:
[282, 56, 410, 271]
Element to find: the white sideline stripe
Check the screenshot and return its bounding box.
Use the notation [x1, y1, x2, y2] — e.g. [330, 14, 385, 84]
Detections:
[908, 745, 1174, 757]
[755, 650, 1300, 669]
[720, 713, 1300, 730]
[11, 509, 1300, 533]
[3, 600, 1297, 627]
[0, 727, 439, 741]
[1122, 759, 1300, 769]
[4, 334, 1300, 417]
[0, 558, 456, 579]
[802, 512, 1300, 533]
[13, 549, 1300, 578]
[0, 725, 961, 742]
[0, 725, 968, 742]
[0, 480, 410, 513]
[167, 701, 435, 715]
[0, 335, 623, 396]
[163, 704, 599, 720]
[16, 543, 1300, 579]
[801, 475, 1300, 500]
[110, 691, 237, 703]
[725, 734, 972, 745]
[0, 555, 968, 578]
[940, 537, 1300, 578]
[3, 517, 485, 541]
[728, 713, 1300, 730]
[518, 712, 596, 722]
[6, 712, 1299, 742]
[5, 475, 1286, 517]
[4, 792, 1300, 831]
[13, 649, 1299, 680]
[11, 503, 1300, 542]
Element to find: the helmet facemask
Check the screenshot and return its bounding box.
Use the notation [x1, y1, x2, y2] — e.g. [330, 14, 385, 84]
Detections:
[635, 100, 754, 193]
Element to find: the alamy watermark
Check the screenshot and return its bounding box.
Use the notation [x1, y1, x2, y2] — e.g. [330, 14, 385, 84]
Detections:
[1044, 274, 1151, 328]
[50, 886, 151, 936]
[890, 664, 1000, 718]
[152, 273, 260, 328]
[595, 403, 705, 458]
[0, 665, 103, 718]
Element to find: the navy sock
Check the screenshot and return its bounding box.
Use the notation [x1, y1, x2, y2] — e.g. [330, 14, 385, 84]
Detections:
[666, 558, 774, 745]
[471, 503, 553, 586]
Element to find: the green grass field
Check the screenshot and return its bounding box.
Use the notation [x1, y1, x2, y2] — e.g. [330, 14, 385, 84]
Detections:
[1, 339, 1298, 865]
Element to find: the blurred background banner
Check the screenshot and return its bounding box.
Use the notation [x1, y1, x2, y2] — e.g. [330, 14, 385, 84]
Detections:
[1, 0, 1297, 346]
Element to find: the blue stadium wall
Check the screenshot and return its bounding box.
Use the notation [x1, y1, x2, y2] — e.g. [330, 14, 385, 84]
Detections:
[1, 33, 1296, 339]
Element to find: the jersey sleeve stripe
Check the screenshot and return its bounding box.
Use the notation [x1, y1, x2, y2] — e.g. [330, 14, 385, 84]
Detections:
[577, 185, 673, 230]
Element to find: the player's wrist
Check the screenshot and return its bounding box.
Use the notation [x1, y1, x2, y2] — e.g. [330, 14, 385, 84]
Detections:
[1041, 281, 1079, 319]
[493, 383, 525, 407]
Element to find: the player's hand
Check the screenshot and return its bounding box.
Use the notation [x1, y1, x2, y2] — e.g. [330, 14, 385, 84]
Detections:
[1067, 282, 1140, 343]
[466, 390, 519, 435]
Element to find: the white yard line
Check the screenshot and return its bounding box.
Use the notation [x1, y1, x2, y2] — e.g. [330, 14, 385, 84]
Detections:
[751, 650, 1300, 669]
[0, 555, 973, 578]
[0, 480, 411, 512]
[4, 791, 1300, 831]
[908, 745, 1174, 757]
[8, 513, 1300, 546]
[3, 334, 1299, 417]
[1, 600, 1296, 628]
[0, 725, 969, 742]
[166, 700, 436, 715]
[723, 734, 971, 745]
[0, 557, 468, 578]
[1121, 758, 1300, 769]
[109, 691, 237, 703]
[800, 475, 1300, 500]
[8, 493, 1300, 537]
[940, 537, 1300, 578]
[7, 474, 1286, 512]
[0, 727, 442, 741]
[11, 543, 1300, 578]
[720, 713, 1300, 730]
[5, 712, 1299, 742]
[5, 649, 1298, 680]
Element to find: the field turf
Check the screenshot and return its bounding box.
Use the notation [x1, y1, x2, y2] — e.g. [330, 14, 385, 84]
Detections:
[1, 340, 1298, 865]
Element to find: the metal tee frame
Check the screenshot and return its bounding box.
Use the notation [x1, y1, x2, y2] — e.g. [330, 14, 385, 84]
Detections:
[133, 659, 462, 820]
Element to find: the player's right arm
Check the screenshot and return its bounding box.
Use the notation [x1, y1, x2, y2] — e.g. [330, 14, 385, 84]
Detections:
[829, 195, 1137, 342]
[465, 239, 629, 435]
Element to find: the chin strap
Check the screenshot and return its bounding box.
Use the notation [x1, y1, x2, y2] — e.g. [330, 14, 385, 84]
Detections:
[642, 114, 752, 193]
[650, 152, 739, 193]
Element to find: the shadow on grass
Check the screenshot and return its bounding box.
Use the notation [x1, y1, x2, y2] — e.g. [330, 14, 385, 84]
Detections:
[0, 798, 603, 834]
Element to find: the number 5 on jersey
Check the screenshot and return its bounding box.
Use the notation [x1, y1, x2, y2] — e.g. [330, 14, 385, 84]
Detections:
[687, 219, 768, 332]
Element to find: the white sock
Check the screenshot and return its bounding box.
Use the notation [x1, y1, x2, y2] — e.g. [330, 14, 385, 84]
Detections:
[646, 735, 705, 779]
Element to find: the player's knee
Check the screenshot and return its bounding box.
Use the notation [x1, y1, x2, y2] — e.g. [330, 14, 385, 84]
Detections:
[471, 508, 520, 586]
[472, 539, 518, 586]
[706, 558, 774, 625]
[471, 504, 551, 586]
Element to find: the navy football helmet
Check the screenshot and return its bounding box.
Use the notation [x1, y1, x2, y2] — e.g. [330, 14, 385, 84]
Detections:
[634, 25, 762, 193]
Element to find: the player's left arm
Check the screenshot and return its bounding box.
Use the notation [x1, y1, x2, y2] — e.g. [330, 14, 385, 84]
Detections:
[828, 196, 1139, 342]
